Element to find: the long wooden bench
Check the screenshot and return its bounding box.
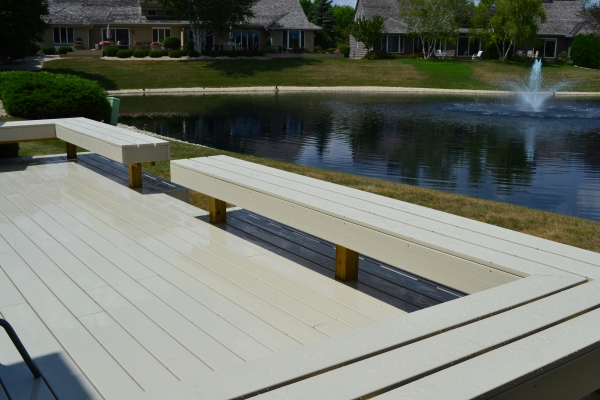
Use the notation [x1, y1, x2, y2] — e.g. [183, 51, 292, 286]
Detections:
[170, 155, 599, 294]
[0, 118, 169, 188]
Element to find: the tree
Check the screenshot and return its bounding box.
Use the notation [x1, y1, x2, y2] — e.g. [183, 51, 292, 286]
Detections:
[310, 0, 337, 48]
[156, 0, 259, 54]
[471, 0, 546, 61]
[333, 5, 354, 45]
[300, 0, 314, 19]
[350, 15, 386, 53]
[0, 0, 48, 63]
[399, 0, 473, 59]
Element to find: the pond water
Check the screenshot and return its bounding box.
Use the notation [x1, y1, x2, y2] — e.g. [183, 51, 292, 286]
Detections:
[119, 93, 600, 221]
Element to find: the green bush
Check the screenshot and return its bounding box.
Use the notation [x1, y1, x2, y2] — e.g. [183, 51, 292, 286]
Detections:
[148, 50, 162, 58]
[327, 47, 337, 53]
[364, 50, 393, 60]
[204, 50, 264, 57]
[0, 71, 111, 121]
[188, 50, 200, 57]
[339, 45, 350, 58]
[484, 42, 500, 60]
[168, 50, 186, 58]
[116, 50, 133, 58]
[571, 34, 600, 69]
[185, 39, 195, 53]
[103, 46, 119, 57]
[41, 46, 56, 55]
[163, 36, 181, 50]
[265, 46, 279, 53]
[10, 43, 41, 59]
[58, 45, 73, 54]
[133, 50, 149, 58]
[159, 50, 169, 57]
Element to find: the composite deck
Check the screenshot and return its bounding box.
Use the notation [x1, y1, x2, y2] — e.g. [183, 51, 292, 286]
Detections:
[0, 156, 457, 399]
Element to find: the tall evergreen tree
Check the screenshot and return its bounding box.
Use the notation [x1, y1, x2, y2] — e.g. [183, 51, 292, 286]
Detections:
[0, 0, 48, 63]
[300, 0, 314, 20]
[333, 5, 354, 45]
[310, 0, 337, 49]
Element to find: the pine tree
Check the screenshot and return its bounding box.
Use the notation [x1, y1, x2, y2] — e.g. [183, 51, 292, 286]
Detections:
[310, 0, 337, 49]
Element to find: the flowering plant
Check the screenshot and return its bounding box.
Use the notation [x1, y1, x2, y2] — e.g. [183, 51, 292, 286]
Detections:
[150, 41, 161, 46]
[100, 40, 111, 45]
[133, 40, 142, 45]
[73, 43, 81, 47]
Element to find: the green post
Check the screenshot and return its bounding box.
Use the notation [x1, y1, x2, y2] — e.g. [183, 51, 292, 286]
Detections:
[107, 97, 120, 126]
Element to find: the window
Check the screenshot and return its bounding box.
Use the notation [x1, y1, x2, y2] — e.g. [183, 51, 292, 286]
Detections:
[283, 30, 303, 49]
[153, 28, 171, 42]
[543, 38, 556, 58]
[102, 28, 130, 44]
[385, 35, 404, 53]
[147, 10, 157, 16]
[457, 37, 479, 56]
[232, 30, 260, 48]
[53, 27, 74, 44]
[165, 10, 174, 16]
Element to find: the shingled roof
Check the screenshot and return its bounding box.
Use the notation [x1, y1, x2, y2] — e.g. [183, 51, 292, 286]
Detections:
[250, 0, 321, 29]
[355, 0, 406, 32]
[47, 0, 144, 24]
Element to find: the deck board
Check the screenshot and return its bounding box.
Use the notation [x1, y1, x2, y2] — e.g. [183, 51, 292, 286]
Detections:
[0, 156, 477, 399]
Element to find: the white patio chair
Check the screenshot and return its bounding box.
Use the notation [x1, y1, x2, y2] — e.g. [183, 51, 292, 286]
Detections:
[472, 50, 483, 60]
[527, 50, 534, 58]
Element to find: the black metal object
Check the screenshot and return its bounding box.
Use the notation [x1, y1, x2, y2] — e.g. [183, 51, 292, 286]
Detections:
[0, 319, 41, 378]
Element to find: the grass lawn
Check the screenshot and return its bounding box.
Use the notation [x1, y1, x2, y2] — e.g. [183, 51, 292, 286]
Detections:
[5, 129, 598, 254]
[41, 58, 600, 92]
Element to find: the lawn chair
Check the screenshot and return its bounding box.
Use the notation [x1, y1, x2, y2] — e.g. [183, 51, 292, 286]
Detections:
[435, 49, 443, 58]
[527, 50, 534, 58]
[534, 51, 539, 59]
[517, 50, 523, 57]
[472, 50, 483, 60]
[444, 50, 455, 59]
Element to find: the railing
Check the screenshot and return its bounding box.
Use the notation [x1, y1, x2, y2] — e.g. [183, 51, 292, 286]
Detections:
[0, 319, 41, 378]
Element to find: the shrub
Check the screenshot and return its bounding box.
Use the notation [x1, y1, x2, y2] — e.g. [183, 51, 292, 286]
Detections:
[188, 50, 200, 57]
[364, 50, 393, 60]
[168, 50, 186, 58]
[103, 46, 120, 57]
[185, 39, 195, 52]
[327, 47, 337, 53]
[133, 50, 149, 58]
[116, 50, 133, 58]
[58, 45, 73, 54]
[204, 50, 264, 57]
[163, 36, 181, 50]
[265, 46, 279, 53]
[484, 42, 500, 60]
[339, 45, 350, 58]
[159, 50, 169, 57]
[42, 46, 56, 55]
[9, 43, 41, 59]
[0, 71, 111, 121]
[148, 50, 162, 58]
[571, 34, 600, 69]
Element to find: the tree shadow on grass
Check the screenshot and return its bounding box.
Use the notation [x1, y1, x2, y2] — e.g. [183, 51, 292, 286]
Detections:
[199, 57, 324, 79]
[42, 68, 119, 90]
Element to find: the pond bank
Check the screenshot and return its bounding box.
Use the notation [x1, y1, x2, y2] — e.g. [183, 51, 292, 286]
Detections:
[107, 86, 600, 97]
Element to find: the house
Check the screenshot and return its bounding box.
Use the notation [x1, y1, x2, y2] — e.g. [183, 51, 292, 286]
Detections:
[349, 0, 591, 59]
[41, 0, 321, 52]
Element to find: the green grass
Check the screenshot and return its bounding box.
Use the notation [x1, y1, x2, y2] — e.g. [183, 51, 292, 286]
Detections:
[40, 58, 600, 92]
[10, 136, 600, 254]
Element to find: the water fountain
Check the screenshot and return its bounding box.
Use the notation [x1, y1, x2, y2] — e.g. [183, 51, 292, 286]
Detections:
[513, 59, 563, 111]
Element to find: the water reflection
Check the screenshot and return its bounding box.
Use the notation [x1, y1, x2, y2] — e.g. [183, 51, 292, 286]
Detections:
[119, 93, 600, 220]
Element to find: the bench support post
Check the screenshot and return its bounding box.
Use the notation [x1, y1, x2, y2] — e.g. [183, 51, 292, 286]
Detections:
[335, 245, 359, 281]
[66, 142, 77, 160]
[128, 163, 142, 188]
[209, 197, 227, 224]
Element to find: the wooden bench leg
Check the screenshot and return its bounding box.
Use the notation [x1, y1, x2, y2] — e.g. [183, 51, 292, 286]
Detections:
[335, 245, 359, 281]
[66, 143, 77, 160]
[128, 163, 142, 188]
[208, 197, 227, 224]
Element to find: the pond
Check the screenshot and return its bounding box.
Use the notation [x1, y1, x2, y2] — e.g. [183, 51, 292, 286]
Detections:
[119, 93, 600, 221]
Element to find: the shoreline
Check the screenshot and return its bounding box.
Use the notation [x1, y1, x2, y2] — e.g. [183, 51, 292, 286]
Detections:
[106, 86, 600, 97]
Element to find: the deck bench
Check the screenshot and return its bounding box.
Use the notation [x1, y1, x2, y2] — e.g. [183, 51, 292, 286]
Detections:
[0, 117, 169, 188]
[170, 155, 599, 293]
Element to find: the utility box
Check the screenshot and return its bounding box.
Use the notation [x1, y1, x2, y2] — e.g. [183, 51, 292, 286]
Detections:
[107, 97, 120, 126]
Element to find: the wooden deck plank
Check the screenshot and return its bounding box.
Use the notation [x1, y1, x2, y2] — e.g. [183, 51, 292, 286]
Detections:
[145, 193, 207, 218]
[0, 238, 142, 399]
[215, 155, 600, 269]
[19, 165, 327, 345]
[380, 307, 600, 400]
[78, 311, 180, 390]
[11, 170, 300, 354]
[129, 275, 584, 400]
[172, 159, 525, 293]
[0, 266, 25, 308]
[29, 165, 348, 338]
[0, 382, 8, 400]
[84, 286, 212, 380]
